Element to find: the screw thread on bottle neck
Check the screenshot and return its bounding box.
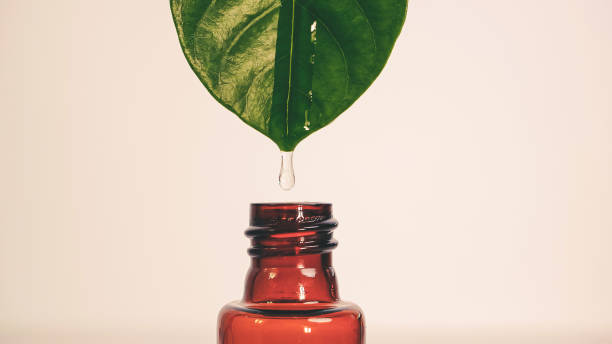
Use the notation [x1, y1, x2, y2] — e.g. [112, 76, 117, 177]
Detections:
[246, 203, 338, 257]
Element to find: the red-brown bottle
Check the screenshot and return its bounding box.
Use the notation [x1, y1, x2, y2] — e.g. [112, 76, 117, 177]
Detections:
[218, 203, 365, 344]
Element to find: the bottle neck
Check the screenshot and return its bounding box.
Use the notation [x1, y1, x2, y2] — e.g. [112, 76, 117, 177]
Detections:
[243, 203, 339, 304]
[243, 252, 338, 303]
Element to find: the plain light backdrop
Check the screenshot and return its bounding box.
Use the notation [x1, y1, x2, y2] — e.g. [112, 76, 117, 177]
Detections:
[1, 0, 611, 343]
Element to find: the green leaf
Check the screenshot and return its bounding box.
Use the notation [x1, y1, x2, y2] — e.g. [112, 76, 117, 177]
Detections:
[171, 0, 407, 151]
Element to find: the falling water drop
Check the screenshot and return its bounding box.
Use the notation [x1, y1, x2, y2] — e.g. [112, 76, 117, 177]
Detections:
[279, 151, 295, 191]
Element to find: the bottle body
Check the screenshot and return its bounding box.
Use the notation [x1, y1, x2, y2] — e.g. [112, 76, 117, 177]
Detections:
[217, 203, 365, 344]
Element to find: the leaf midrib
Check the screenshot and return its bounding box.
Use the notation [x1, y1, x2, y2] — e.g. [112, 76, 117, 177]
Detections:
[285, 0, 296, 136]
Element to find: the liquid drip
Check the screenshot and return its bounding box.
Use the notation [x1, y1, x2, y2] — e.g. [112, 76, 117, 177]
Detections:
[279, 151, 295, 191]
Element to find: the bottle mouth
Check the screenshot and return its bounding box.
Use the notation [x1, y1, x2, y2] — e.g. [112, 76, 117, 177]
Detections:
[249, 203, 332, 226]
[246, 203, 338, 257]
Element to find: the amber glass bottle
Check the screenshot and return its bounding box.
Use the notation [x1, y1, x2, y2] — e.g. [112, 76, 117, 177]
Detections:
[218, 203, 365, 344]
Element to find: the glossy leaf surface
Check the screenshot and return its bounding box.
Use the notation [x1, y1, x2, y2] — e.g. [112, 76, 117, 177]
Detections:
[171, 0, 407, 151]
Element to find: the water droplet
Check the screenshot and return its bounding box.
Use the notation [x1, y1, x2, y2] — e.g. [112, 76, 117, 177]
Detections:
[310, 21, 317, 43]
[279, 151, 295, 191]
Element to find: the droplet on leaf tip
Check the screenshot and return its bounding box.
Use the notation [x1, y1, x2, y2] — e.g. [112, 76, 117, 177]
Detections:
[279, 151, 295, 191]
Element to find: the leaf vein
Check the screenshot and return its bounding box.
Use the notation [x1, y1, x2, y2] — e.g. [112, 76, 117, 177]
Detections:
[217, 2, 281, 85]
[240, 65, 275, 116]
[294, 1, 350, 96]
[352, 0, 377, 52]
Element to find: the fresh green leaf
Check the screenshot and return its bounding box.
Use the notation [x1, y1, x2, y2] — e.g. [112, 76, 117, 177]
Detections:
[171, 0, 407, 151]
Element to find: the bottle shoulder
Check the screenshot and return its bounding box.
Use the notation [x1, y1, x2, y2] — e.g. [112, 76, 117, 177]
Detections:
[219, 300, 363, 318]
[218, 300, 365, 343]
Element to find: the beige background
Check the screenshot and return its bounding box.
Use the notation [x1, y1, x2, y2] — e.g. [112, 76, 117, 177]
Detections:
[1, 0, 611, 343]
